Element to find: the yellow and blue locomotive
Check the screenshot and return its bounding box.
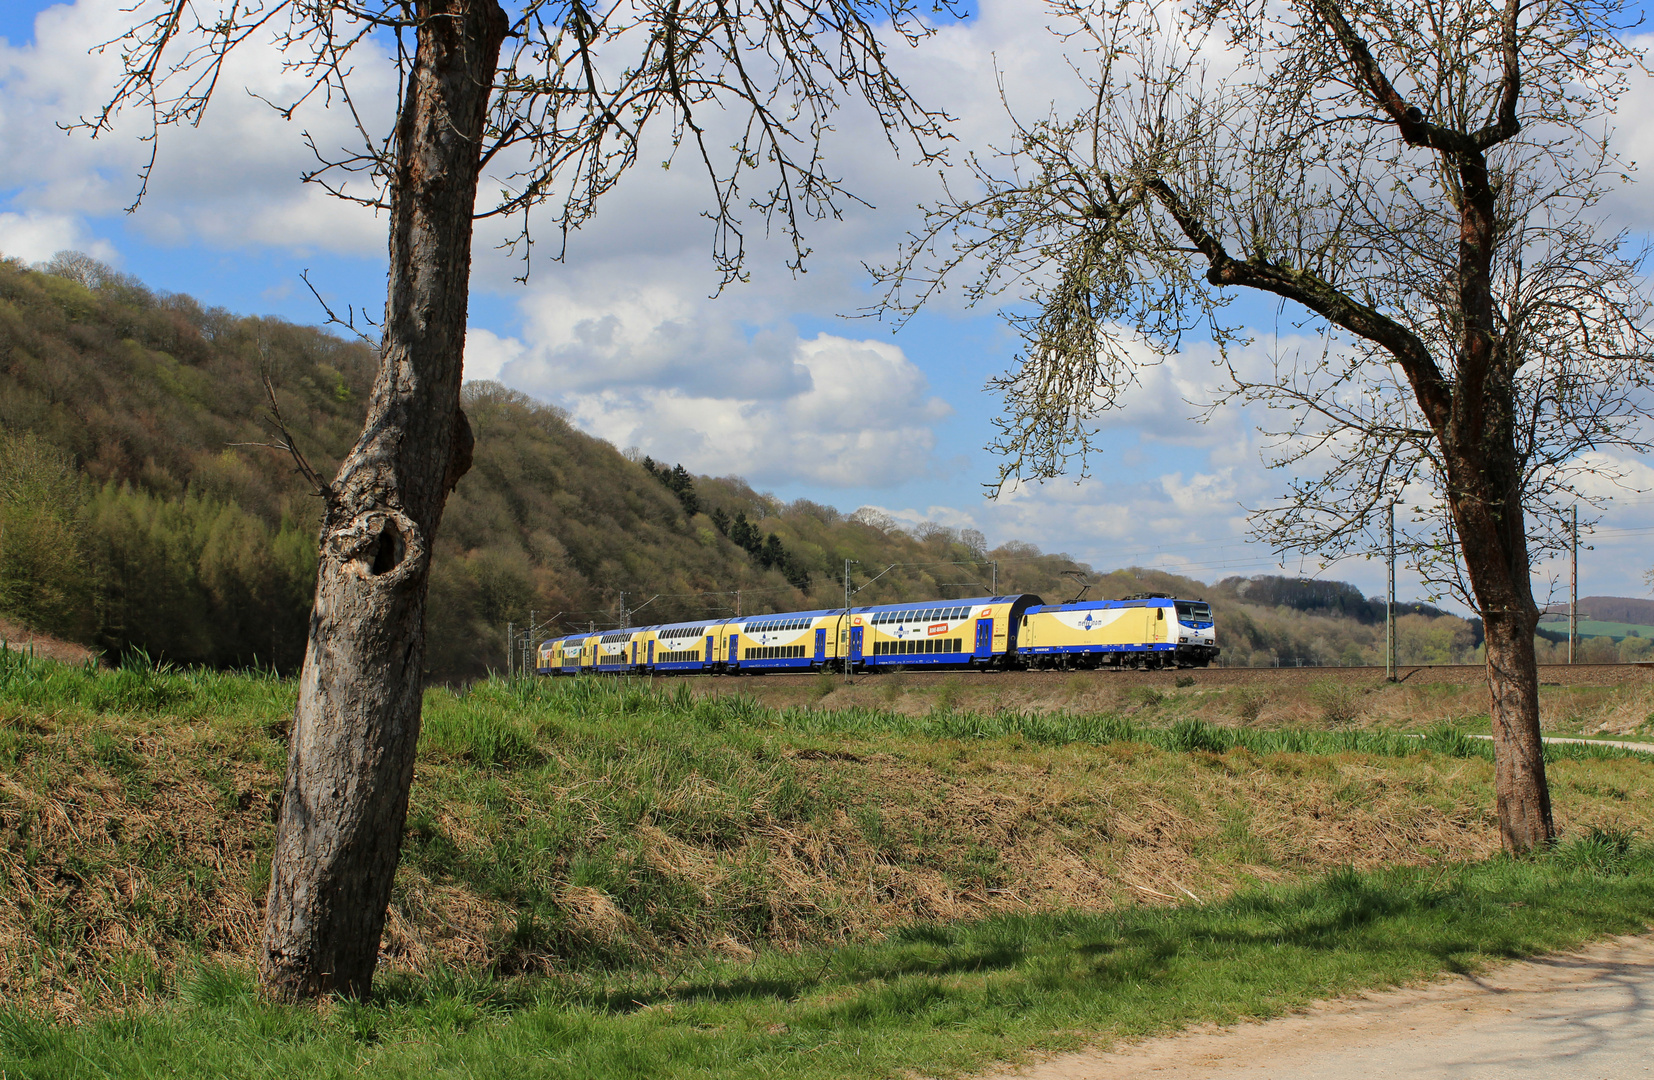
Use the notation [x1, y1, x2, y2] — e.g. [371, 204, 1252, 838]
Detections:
[1017, 594, 1217, 669]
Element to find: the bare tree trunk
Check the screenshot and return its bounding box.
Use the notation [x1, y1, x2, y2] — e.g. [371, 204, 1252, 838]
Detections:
[1443, 424, 1556, 853]
[260, 0, 504, 1000]
[1481, 603, 1553, 850]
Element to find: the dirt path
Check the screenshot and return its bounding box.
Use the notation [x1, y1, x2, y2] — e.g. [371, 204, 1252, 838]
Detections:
[985, 933, 1654, 1079]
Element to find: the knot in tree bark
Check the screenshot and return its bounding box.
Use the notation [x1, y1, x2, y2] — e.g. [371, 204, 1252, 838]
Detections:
[325, 508, 425, 584]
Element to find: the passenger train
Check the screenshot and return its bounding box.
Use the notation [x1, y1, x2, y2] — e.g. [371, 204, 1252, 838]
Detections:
[536, 593, 1217, 676]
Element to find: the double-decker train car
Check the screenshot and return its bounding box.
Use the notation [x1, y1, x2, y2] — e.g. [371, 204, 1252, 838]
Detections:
[652, 621, 722, 672]
[730, 608, 840, 672]
[860, 595, 1041, 669]
[534, 592, 1216, 676]
[1017, 594, 1218, 669]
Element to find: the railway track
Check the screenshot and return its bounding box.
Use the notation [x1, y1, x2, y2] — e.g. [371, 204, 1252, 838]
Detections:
[622, 662, 1651, 691]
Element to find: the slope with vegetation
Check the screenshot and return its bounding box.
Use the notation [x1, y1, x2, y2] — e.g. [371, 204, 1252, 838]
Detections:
[0, 254, 1555, 678]
[2, 651, 1653, 1075]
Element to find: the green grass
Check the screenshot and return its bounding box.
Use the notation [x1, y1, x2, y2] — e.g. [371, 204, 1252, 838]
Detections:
[445, 676, 1653, 766]
[0, 645, 295, 722]
[3, 837, 1652, 1080]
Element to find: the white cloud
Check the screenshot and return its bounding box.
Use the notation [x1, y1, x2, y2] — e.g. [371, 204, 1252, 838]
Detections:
[484, 318, 951, 486]
[0, 208, 114, 263]
[507, 286, 811, 399]
[464, 327, 525, 383]
[0, 0, 396, 254]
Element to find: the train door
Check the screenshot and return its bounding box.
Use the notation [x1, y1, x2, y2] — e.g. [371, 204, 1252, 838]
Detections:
[646, 640, 654, 665]
[974, 618, 994, 657]
[728, 633, 740, 670]
[849, 626, 864, 665]
[631, 641, 638, 665]
[814, 628, 826, 662]
[705, 634, 715, 665]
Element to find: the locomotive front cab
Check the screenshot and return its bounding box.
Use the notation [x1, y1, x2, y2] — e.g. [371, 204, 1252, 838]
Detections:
[1173, 599, 1219, 666]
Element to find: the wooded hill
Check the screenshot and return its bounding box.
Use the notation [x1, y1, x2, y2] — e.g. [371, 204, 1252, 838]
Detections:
[0, 254, 1522, 677]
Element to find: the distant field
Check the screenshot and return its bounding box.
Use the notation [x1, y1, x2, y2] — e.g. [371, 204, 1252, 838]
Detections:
[1537, 616, 1654, 641]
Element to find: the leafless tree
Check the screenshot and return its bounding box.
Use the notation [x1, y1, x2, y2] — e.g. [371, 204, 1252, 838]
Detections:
[82, 0, 954, 999]
[877, 0, 1654, 852]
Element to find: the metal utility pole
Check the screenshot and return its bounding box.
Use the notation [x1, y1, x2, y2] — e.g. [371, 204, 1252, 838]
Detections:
[1386, 503, 1396, 681]
[1570, 504, 1579, 664]
[526, 610, 536, 674]
[843, 558, 852, 683]
[506, 620, 514, 678]
[991, 561, 998, 595]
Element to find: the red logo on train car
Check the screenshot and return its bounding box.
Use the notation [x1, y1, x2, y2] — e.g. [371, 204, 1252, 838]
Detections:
[927, 623, 948, 636]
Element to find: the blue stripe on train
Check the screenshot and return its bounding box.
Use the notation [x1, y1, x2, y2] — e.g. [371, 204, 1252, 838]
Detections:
[1021, 643, 1176, 653]
[867, 652, 975, 666]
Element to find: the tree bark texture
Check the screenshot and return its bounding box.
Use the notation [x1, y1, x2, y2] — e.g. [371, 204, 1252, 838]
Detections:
[261, 0, 504, 1000]
[1439, 411, 1554, 851]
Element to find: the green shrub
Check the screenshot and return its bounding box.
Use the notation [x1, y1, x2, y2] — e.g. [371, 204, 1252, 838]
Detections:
[1309, 679, 1362, 725]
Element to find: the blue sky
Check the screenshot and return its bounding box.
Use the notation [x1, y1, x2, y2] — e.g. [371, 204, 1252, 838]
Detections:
[4, 0, 1653, 609]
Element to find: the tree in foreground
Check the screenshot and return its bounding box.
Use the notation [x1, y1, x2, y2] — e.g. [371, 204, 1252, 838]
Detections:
[879, 0, 1653, 851]
[86, 0, 953, 999]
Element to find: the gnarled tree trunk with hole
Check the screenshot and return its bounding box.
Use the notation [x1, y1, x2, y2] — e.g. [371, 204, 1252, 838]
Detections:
[260, 0, 504, 1001]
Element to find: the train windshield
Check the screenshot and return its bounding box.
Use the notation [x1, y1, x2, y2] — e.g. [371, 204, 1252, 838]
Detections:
[1176, 602, 1212, 622]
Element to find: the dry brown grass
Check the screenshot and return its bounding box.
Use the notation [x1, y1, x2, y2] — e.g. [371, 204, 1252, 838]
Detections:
[0, 617, 100, 667]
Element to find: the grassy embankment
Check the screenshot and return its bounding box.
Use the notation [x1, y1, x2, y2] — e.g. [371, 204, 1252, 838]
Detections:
[705, 667, 1654, 742]
[2, 651, 1653, 1077]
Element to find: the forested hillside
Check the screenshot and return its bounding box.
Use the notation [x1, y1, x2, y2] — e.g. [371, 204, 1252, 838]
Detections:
[0, 255, 1102, 677]
[0, 254, 1543, 677]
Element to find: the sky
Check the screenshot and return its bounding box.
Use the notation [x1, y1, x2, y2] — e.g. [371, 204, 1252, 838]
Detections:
[3, 0, 1654, 612]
